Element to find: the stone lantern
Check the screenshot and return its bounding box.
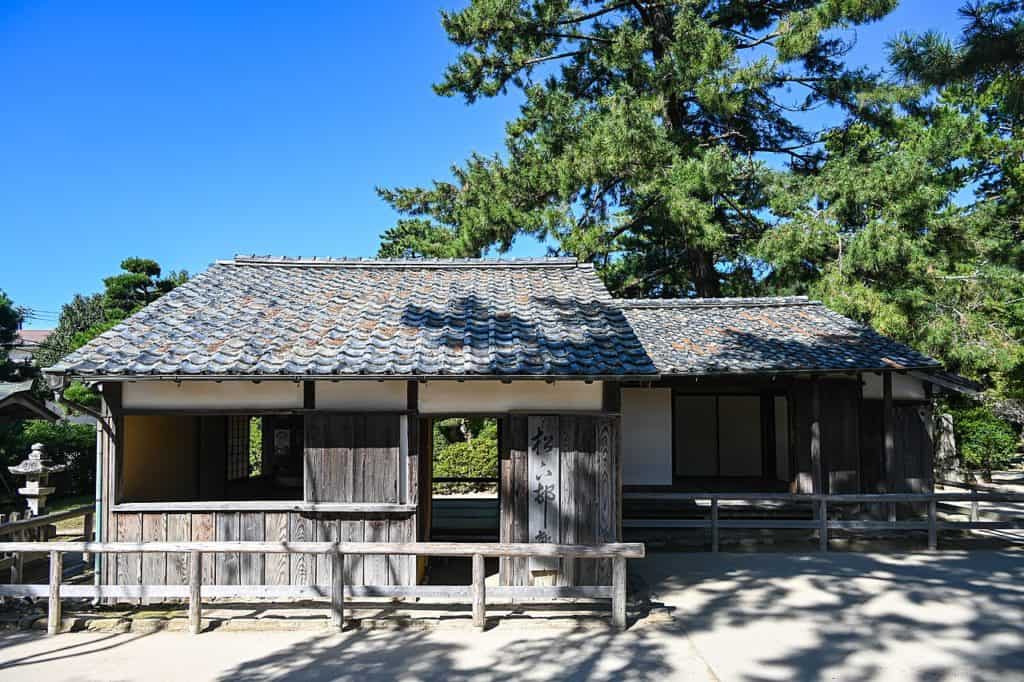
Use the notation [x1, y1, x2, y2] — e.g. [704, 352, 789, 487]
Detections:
[8, 443, 67, 517]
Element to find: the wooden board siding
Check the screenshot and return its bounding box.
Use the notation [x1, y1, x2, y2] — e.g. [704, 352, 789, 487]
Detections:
[304, 414, 400, 504]
[862, 401, 935, 494]
[106, 510, 417, 590]
[792, 379, 863, 494]
[499, 415, 620, 587]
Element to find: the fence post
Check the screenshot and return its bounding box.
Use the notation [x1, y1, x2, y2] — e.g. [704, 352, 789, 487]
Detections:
[711, 498, 719, 553]
[612, 556, 627, 629]
[189, 551, 202, 635]
[48, 550, 62, 635]
[928, 499, 937, 551]
[970, 499, 979, 523]
[12, 515, 24, 584]
[82, 513, 94, 562]
[330, 550, 345, 631]
[819, 498, 828, 552]
[472, 553, 486, 629]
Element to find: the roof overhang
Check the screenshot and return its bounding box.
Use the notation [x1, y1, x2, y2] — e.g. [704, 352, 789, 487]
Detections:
[45, 372, 662, 384]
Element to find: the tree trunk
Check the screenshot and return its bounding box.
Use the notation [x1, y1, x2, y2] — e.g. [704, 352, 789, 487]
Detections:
[689, 246, 721, 298]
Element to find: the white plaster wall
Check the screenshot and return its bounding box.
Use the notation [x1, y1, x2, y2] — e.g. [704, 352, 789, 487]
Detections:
[121, 381, 303, 410]
[315, 381, 407, 410]
[622, 388, 673, 485]
[860, 372, 927, 400]
[418, 380, 603, 414]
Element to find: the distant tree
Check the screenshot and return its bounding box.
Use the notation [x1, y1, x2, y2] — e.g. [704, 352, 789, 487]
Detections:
[0, 290, 24, 381]
[33, 294, 107, 370]
[101, 257, 188, 319]
[34, 259, 188, 407]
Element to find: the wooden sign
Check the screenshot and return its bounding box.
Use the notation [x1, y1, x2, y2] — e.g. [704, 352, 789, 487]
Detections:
[528, 415, 560, 573]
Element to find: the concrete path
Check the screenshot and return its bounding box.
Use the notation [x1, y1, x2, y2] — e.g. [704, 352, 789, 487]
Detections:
[2, 550, 1022, 681]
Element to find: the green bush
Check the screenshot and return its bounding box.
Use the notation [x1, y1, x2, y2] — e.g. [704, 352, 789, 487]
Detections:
[433, 418, 498, 493]
[950, 402, 1020, 477]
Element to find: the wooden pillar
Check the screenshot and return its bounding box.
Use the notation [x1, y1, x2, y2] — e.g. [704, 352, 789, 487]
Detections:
[810, 378, 823, 494]
[472, 553, 486, 629]
[330, 551, 345, 630]
[612, 556, 627, 629]
[189, 551, 202, 635]
[710, 498, 719, 553]
[48, 551, 62, 635]
[882, 372, 895, 493]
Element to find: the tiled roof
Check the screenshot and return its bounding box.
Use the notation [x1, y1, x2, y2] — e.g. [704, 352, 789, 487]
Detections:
[619, 297, 941, 375]
[48, 257, 657, 378]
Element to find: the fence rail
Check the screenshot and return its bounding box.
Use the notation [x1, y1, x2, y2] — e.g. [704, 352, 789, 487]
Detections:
[0, 540, 645, 635]
[0, 505, 94, 581]
[624, 491, 1024, 552]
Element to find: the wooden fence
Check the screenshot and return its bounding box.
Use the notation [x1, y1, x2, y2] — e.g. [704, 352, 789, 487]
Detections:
[0, 505, 94, 581]
[624, 491, 1024, 551]
[0, 540, 645, 635]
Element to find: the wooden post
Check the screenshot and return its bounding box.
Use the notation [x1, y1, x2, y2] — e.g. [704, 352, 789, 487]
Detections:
[330, 550, 345, 630]
[810, 378, 822, 495]
[472, 553, 486, 629]
[189, 551, 202, 635]
[882, 372, 895, 493]
[710, 498, 719, 553]
[928, 499, 937, 551]
[970, 499, 979, 523]
[819, 499, 828, 552]
[83, 513, 94, 562]
[612, 556, 627, 629]
[48, 550, 62, 636]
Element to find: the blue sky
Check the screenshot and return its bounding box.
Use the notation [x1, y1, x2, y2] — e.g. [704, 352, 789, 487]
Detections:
[2, 1, 966, 324]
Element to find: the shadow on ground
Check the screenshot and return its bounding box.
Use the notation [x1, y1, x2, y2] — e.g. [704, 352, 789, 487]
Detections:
[636, 550, 1024, 681]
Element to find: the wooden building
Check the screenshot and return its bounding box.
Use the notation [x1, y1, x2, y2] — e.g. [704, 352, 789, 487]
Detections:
[42, 257, 949, 590]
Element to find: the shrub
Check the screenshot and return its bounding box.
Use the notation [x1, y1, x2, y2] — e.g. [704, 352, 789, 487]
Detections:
[949, 402, 1020, 478]
[433, 418, 498, 493]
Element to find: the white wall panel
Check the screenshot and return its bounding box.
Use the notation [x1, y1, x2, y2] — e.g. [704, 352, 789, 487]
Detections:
[621, 388, 673, 485]
[418, 380, 603, 414]
[315, 381, 407, 410]
[122, 381, 303, 410]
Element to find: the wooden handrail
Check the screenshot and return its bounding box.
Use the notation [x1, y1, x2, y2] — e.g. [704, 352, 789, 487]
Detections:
[624, 489, 1024, 553]
[0, 505, 94, 535]
[624, 491, 1024, 503]
[0, 540, 645, 558]
[0, 540, 642, 635]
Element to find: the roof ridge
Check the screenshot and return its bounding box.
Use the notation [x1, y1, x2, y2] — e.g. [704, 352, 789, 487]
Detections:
[224, 255, 581, 268]
[616, 296, 813, 308]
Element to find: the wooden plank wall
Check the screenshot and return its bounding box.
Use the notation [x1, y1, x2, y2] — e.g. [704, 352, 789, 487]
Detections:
[499, 414, 619, 587]
[792, 379, 863, 494]
[305, 414, 400, 503]
[791, 377, 935, 495]
[861, 402, 934, 494]
[106, 510, 416, 590]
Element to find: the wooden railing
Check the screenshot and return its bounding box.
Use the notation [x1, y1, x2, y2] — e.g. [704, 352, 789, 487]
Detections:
[0, 505, 94, 581]
[0, 540, 645, 635]
[624, 491, 1024, 552]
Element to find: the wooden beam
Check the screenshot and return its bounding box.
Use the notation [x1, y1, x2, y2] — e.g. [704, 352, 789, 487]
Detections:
[601, 382, 621, 413]
[406, 381, 419, 412]
[303, 381, 315, 410]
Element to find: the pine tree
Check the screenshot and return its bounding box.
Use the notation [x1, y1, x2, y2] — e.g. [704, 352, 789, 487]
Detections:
[378, 0, 898, 297]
